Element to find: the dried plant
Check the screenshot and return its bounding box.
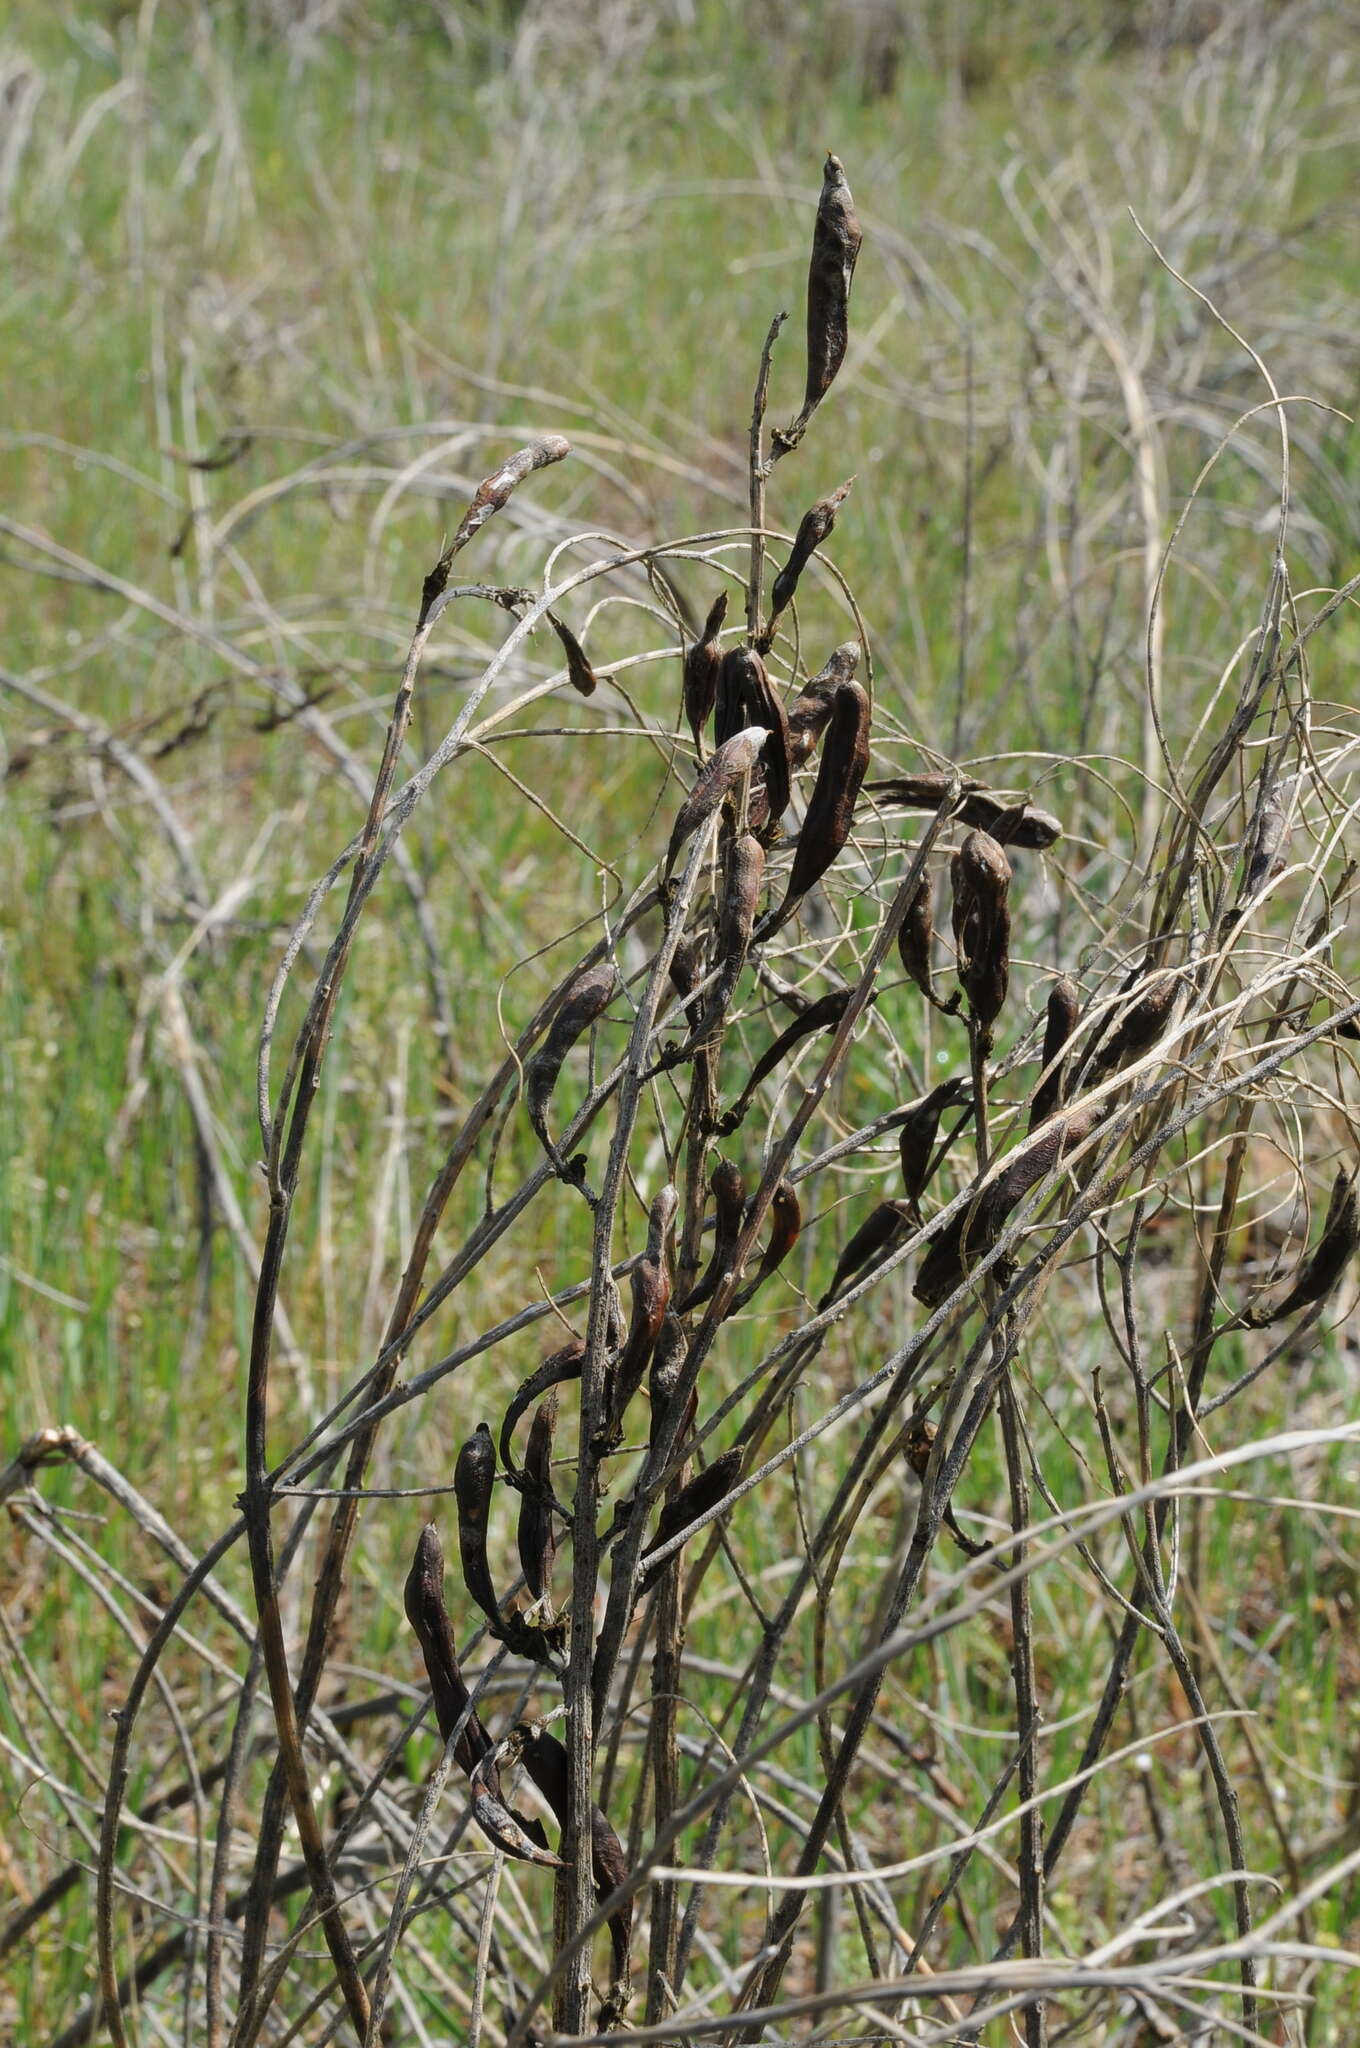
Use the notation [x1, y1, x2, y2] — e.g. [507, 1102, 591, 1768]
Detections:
[6, 97, 1360, 2048]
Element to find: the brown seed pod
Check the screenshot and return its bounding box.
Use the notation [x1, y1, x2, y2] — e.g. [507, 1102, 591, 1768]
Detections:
[1090, 970, 1178, 1078]
[517, 1395, 559, 1603]
[421, 434, 572, 622]
[403, 1523, 494, 1775]
[639, 1446, 744, 1591]
[731, 1180, 802, 1311]
[913, 1106, 1100, 1308]
[897, 872, 936, 1003]
[817, 1199, 914, 1309]
[765, 478, 855, 637]
[647, 1311, 688, 1461]
[686, 832, 765, 1049]
[516, 1726, 634, 1983]
[719, 986, 855, 1134]
[499, 1337, 585, 1486]
[770, 680, 871, 928]
[467, 1749, 564, 1869]
[869, 776, 1063, 851]
[715, 646, 792, 827]
[663, 724, 768, 881]
[454, 1424, 501, 1629]
[951, 830, 1012, 1036]
[681, 1158, 747, 1313]
[774, 154, 862, 453]
[1243, 1170, 1359, 1327]
[683, 591, 728, 748]
[603, 1251, 672, 1446]
[1242, 784, 1288, 903]
[525, 961, 619, 1177]
[668, 935, 717, 1126]
[546, 609, 598, 697]
[897, 1078, 969, 1209]
[902, 1422, 987, 1558]
[787, 640, 862, 768]
[1029, 977, 1081, 1130]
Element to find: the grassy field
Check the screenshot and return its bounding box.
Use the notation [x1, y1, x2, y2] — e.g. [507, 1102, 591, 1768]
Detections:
[3, 2, 1360, 2042]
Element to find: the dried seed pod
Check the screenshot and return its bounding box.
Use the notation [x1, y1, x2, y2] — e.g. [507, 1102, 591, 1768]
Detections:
[499, 1338, 585, 1479]
[898, 1078, 969, 1209]
[517, 1727, 634, 1982]
[683, 591, 728, 748]
[902, 1422, 987, 1558]
[769, 681, 871, 929]
[668, 935, 717, 1126]
[546, 610, 598, 697]
[1242, 788, 1287, 903]
[663, 725, 768, 880]
[766, 479, 855, 636]
[913, 1106, 1100, 1308]
[640, 1447, 744, 1590]
[525, 961, 619, 1176]
[775, 154, 862, 453]
[720, 986, 855, 1133]
[681, 1158, 747, 1312]
[403, 1523, 494, 1774]
[604, 1248, 672, 1444]
[715, 646, 792, 826]
[817, 1199, 914, 1309]
[517, 1395, 559, 1602]
[647, 1311, 688, 1460]
[1243, 1171, 1359, 1327]
[686, 832, 765, 1049]
[787, 641, 862, 768]
[454, 1424, 502, 1629]
[897, 872, 936, 1002]
[731, 1180, 802, 1311]
[1091, 971, 1178, 1077]
[1029, 976, 1081, 1130]
[952, 830, 1012, 1036]
[468, 1750, 565, 1869]
[869, 776, 1063, 851]
[421, 435, 572, 621]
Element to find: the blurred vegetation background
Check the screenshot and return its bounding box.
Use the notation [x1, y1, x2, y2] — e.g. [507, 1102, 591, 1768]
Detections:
[3, 0, 1359, 2037]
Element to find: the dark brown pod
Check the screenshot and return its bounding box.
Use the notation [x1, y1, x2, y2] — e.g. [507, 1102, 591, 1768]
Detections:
[663, 724, 767, 880]
[454, 1424, 501, 1629]
[647, 1311, 688, 1461]
[605, 1254, 671, 1443]
[714, 646, 792, 827]
[898, 1078, 969, 1209]
[775, 680, 871, 921]
[731, 1180, 802, 1311]
[525, 962, 619, 1174]
[403, 1523, 494, 1774]
[766, 478, 855, 634]
[787, 641, 862, 768]
[686, 832, 765, 1049]
[681, 1158, 748, 1313]
[1029, 977, 1081, 1130]
[720, 986, 855, 1134]
[684, 591, 728, 748]
[902, 1421, 987, 1558]
[421, 434, 572, 621]
[775, 154, 862, 452]
[869, 776, 1063, 851]
[1243, 1171, 1359, 1327]
[546, 609, 598, 697]
[517, 1395, 559, 1602]
[640, 1446, 744, 1590]
[1091, 971, 1178, 1078]
[952, 830, 1012, 1036]
[499, 1338, 585, 1482]
[913, 1106, 1100, 1308]
[897, 872, 936, 1002]
[517, 1727, 634, 1982]
[468, 1748, 565, 1868]
[817, 1199, 914, 1309]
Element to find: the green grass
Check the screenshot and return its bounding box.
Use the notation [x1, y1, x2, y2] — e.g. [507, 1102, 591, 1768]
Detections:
[3, 1, 1360, 2040]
